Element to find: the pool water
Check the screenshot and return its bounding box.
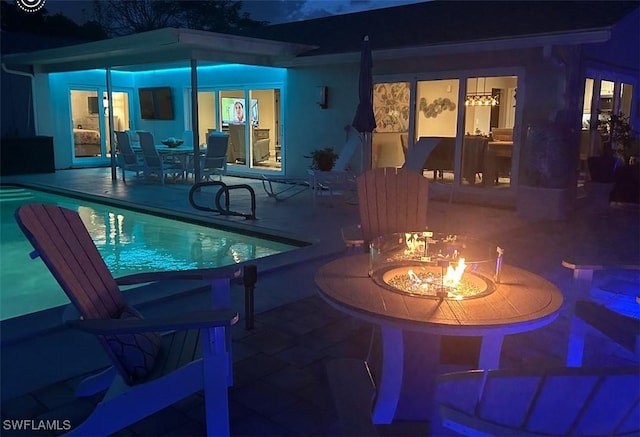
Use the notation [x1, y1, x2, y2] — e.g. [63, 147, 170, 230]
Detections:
[0, 186, 296, 321]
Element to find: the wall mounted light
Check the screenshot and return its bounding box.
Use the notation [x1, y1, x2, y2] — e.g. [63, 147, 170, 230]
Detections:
[316, 86, 328, 109]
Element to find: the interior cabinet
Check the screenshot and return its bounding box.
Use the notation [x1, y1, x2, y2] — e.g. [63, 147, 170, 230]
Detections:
[253, 128, 269, 141]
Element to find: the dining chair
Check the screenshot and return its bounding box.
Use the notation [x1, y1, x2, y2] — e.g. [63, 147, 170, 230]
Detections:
[187, 132, 229, 181]
[138, 131, 184, 184]
[114, 131, 145, 182]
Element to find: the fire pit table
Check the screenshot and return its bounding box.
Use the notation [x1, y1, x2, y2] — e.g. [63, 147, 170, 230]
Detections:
[315, 233, 563, 424]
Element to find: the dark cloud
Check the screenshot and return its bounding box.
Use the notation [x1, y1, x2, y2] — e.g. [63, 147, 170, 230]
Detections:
[242, 0, 428, 24]
[43, 0, 428, 26]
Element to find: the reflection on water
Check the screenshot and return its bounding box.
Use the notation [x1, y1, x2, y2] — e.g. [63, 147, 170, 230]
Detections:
[0, 188, 294, 320]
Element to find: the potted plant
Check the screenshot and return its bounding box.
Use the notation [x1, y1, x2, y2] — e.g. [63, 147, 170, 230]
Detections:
[600, 113, 640, 204]
[585, 113, 637, 210]
[588, 112, 632, 183]
[306, 147, 339, 171]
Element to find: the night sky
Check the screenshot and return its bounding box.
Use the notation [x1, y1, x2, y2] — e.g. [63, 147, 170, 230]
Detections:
[41, 0, 430, 25]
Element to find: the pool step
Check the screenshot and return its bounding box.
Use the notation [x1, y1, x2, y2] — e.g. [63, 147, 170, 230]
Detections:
[0, 187, 34, 202]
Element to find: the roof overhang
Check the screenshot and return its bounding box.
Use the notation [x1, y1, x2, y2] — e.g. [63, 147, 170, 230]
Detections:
[1, 27, 612, 72]
[1, 28, 317, 73]
[275, 29, 613, 67]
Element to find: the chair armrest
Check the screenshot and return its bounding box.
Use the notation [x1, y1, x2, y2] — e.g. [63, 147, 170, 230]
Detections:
[575, 300, 639, 354]
[562, 260, 640, 272]
[67, 308, 239, 334]
[114, 265, 241, 286]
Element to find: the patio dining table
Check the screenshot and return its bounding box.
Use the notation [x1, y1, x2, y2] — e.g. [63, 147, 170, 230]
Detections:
[315, 253, 563, 424]
[132, 144, 205, 179]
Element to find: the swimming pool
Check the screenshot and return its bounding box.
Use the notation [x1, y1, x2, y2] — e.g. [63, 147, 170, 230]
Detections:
[0, 186, 298, 321]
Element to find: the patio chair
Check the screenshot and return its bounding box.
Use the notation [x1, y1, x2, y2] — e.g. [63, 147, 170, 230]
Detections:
[435, 366, 640, 436]
[341, 167, 429, 251]
[114, 131, 145, 182]
[138, 131, 185, 184]
[187, 131, 229, 181]
[15, 203, 240, 436]
[562, 261, 640, 367]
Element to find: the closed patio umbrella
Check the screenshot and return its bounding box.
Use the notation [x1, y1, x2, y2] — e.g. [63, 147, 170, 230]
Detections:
[352, 35, 377, 173]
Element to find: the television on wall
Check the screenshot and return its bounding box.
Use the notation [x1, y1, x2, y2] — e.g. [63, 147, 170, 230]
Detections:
[138, 87, 174, 120]
[221, 98, 258, 127]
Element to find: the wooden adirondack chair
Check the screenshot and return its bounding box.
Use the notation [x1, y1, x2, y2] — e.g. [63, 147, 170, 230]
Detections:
[436, 366, 640, 436]
[356, 167, 429, 247]
[15, 203, 240, 436]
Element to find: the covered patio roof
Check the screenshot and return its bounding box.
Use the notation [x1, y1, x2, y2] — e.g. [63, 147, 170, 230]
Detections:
[1, 27, 317, 73]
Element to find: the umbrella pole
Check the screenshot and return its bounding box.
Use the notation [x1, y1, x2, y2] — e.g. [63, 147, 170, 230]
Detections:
[361, 132, 372, 173]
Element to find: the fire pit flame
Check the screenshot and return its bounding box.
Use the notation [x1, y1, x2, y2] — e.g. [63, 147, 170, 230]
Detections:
[370, 232, 499, 300]
[444, 258, 467, 288]
[406, 258, 466, 293]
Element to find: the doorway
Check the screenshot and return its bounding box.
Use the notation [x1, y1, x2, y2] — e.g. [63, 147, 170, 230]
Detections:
[70, 89, 130, 164]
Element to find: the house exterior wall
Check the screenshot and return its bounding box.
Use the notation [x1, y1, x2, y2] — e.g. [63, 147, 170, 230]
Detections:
[7, 7, 636, 216]
[582, 8, 639, 126]
[283, 64, 361, 178]
[41, 66, 286, 170]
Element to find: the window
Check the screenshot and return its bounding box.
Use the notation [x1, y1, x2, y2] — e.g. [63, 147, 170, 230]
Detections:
[462, 75, 518, 188]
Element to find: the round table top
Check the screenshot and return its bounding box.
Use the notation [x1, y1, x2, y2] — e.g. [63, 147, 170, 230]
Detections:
[315, 254, 564, 336]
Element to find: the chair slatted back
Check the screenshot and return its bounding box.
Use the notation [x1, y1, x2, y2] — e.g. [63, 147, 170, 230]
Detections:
[138, 131, 162, 168]
[571, 370, 640, 435]
[115, 131, 138, 166]
[334, 126, 362, 171]
[205, 132, 229, 170]
[357, 167, 429, 246]
[438, 367, 640, 436]
[16, 203, 126, 320]
[484, 368, 640, 436]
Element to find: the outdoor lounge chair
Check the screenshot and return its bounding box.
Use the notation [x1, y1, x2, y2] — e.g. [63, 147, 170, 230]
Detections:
[309, 125, 362, 205]
[401, 136, 441, 174]
[341, 167, 429, 250]
[15, 203, 240, 436]
[261, 125, 362, 202]
[114, 131, 145, 182]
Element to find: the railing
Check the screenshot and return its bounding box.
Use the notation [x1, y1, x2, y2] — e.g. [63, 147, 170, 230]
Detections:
[188, 181, 256, 220]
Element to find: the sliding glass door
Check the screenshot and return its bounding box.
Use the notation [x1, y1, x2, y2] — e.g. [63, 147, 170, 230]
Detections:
[190, 88, 281, 173]
[580, 73, 636, 185]
[70, 89, 130, 164]
[70, 90, 103, 160]
[461, 75, 518, 189]
[371, 82, 411, 169]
